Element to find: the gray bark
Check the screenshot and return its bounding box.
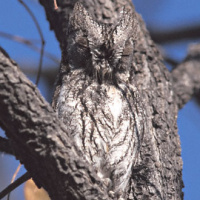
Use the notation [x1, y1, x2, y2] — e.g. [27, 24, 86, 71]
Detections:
[0, 136, 13, 155]
[0, 49, 110, 200]
[0, 0, 200, 199]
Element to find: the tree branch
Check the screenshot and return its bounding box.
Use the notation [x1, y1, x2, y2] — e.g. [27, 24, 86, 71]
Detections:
[150, 24, 200, 44]
[18, 0, 45, 86]
[30, 1, 184, 199]
[0, 48, 110, 200]
[172, 43, 200, 109]
[0, 136, 14, 155]
[0, 172, 30, 199]
[0, 1, 187, 199]
[0, 31, 59, 64]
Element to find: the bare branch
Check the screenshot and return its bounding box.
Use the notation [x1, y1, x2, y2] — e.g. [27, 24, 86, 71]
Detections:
[150, 24, 200, 44]
[7, 164, 22, 200]
[37, 1, 184, 199]
[0, 172, 30, 199]
[0, 1, 187, 199]
[172, 43, 200, 109]
[0, 31, 59, 64]
[157, 45, 179, 67]
[0, 31, 40, 44]
[0, 47, 110, 200]
[0, 136, 14, 155]
[164, 56, 179, 67]
[18, 0, 45, 86]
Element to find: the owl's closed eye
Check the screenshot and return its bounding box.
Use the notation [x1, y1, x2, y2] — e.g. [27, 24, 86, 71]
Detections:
[66, 2, 138, 84]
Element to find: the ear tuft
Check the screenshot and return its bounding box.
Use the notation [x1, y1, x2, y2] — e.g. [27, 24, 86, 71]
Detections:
[113, 7, 138, 44]
[108, 7, 137, 67]
[68, 2, 88, 31]
[69, 2, 103, 47]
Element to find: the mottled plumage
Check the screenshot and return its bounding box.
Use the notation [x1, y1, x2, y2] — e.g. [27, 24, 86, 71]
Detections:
[53, 2, 144, 199]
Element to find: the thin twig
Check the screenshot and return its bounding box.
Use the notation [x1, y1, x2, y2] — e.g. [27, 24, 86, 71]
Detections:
[18, 0, 45, 86]
[0, 31, 39, 44]
[0, 31, 59, 64]
[54, 0, 58, 10]
[0, 172, 30, 199]
[7, 164, 22, 200]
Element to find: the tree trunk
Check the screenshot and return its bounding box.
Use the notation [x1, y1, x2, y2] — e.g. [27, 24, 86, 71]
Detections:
[2, 0, 200, 199]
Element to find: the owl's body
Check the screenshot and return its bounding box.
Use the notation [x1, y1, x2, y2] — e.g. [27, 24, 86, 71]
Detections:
[53, 3, 143, 199]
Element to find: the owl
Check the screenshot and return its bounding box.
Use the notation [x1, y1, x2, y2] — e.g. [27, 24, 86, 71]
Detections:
[53, 2, 144, 199]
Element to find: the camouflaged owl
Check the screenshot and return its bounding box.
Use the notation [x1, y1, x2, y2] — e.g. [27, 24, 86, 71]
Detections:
[53, 2, 144, 199]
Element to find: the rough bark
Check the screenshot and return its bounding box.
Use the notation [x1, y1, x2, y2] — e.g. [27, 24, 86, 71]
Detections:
[172, 44, 200, 109]
[0, 49, 110, 200]
[0, 136, 13, 155]
[1, 0, 200, 199]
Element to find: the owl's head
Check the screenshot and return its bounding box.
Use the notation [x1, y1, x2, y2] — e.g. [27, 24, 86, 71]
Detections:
[66, 2, 138, 84]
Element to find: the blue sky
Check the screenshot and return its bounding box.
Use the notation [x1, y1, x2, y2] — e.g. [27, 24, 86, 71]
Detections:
[0, 0, 200, 199]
